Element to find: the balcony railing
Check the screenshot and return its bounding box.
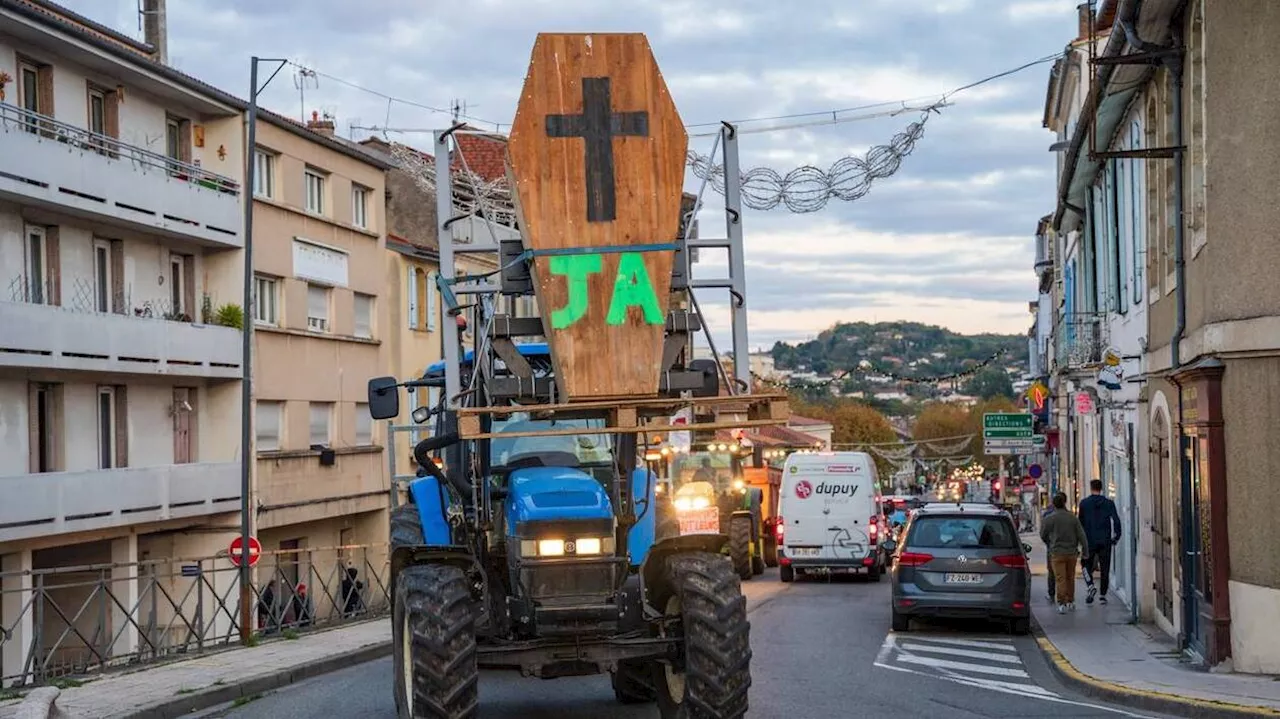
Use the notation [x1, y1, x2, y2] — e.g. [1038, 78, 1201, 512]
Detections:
[0, 102, 242, 245]
[0, 102, 239, 194]
[1054, 312, 1108, 369]
[0, 273, 243, 378]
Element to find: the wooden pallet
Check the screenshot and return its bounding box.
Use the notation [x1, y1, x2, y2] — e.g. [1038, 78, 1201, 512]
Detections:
[456, 393, 788, 441]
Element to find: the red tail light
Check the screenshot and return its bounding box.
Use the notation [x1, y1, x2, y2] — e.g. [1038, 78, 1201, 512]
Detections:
[869, 517, 879, 539]
[897, 552, 933, 567]
[775, 518, 784, 543]
[993, 554, 1028, 568]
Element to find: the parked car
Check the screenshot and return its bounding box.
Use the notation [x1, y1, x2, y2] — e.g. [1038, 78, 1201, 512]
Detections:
[884, 502, 1032, 634]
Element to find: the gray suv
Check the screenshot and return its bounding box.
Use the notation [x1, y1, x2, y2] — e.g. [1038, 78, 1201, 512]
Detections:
[884, 503, 1032, 635]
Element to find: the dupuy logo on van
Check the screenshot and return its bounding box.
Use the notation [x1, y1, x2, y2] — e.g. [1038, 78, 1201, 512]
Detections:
[794, 480, 813, 499]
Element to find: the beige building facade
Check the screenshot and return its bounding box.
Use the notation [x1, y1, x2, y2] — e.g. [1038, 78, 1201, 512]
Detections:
[248, 113, 393, 591]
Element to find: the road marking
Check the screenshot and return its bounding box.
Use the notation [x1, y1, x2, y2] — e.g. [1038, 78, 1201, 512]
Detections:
[898, 641, 1024, 664]
[901, 635, 1019, 651]
[897, 653, 1031, 678]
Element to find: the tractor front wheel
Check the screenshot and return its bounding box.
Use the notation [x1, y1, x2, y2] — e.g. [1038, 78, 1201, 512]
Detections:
[653, 553, 751, 719]
[393, 564, 479, 719]
[728, 516, 752, 580]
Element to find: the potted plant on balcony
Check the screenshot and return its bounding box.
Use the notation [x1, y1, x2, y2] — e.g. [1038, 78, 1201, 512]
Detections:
[0, 71, 11, 102]
[212, 303, 243, 330]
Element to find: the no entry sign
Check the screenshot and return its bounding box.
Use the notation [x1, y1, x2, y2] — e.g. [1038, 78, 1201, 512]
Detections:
[229, 535, 262, 568]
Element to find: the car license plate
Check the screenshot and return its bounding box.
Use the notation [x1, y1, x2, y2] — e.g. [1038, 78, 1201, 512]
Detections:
[944, 573, 983, 584]
[789, 547, 820, 557]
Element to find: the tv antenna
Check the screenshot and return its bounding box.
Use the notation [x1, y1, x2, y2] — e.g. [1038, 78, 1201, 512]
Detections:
[293, 65, 319, 123]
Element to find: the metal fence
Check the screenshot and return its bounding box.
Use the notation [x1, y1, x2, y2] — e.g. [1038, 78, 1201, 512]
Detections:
[0, 544, 390, 688]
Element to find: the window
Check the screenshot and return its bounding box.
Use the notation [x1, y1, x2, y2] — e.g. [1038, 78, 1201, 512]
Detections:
[305, 169, 327, 214]
[352, 185, 369, 228]
[426, 271, 438, 331]
[18, 62, 39, 115]
[169, 254, 186, 316]
[97, 386, 117, 469]
[253, 149, 276, 199]
[355, 403, 373, 446]
[29, 382, 63, 473]
[87, 87, 106, 135]
[253, 275, 278, 325]
[309, 402, 332, 446]
[354, 293, 373, 338]
[306, 284, 330, 332]
[166, 117, 181, 163]
[905, 516, 1017, 550]
[1129, 120, 1144, 306]
[166, 116, 192, 174]
[407, 267, 436, 331]
[407, 267, 419, 330]
[256, 400, 282, 452]
[94, 239, 112, 313]
[24, 225, 48, 305]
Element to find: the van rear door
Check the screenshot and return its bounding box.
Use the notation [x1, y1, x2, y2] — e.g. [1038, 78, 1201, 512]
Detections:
[783, 459, 872, 562]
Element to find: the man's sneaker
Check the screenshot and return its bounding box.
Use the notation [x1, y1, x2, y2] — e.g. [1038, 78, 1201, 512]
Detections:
[1099, 595, 1108, 605]
[1057, 604, 1067, 615]
[1067, 602, 1076, 611]
[1087, 585, 1097, 604]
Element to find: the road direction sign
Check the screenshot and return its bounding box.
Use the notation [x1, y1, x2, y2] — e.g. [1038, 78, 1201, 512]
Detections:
[983, 412, 1033, 439]
[229, 536, 261, 568]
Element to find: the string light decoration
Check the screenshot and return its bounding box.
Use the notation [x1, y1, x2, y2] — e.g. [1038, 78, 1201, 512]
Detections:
[686, 107, 935, 213]
[755, 349, 1012, 391]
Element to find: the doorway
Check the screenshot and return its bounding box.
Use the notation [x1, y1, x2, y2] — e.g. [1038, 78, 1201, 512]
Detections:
[1151, 411, 1174, 623]
[172, 388, 195, 463]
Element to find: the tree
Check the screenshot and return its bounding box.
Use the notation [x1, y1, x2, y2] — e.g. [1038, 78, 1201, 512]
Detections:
[789, 396, 898, 476]
[964, 367, 1015, 400]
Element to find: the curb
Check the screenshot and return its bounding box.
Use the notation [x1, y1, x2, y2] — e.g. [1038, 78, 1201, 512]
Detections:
[1030, 617, 1280, 718]
[116, 641, 393, 719]
[15, 687, 65, 719]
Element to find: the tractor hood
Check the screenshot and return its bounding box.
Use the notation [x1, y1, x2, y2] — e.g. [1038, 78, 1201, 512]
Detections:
[504, 466, 614, 533]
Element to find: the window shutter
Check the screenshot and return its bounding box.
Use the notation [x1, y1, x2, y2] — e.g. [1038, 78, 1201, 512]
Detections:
[45, 226, 61, 307]
[110, 240, 125, 314]
[427, 271, 438, 331]
[27, 383, 39, 473]
[114, 385, 128, 468]
[407, 266, 418, 329]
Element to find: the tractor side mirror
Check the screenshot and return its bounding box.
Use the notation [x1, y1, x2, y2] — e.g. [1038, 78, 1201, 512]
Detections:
[367, 377, 400, 420]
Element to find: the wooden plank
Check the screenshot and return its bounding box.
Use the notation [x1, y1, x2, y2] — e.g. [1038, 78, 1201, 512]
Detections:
[459, 417, 788, 442]
[506, 33, 687, 402]
[456, 392, 788, 418]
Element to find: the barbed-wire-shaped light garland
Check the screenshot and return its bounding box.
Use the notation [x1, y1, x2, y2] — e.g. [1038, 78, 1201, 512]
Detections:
[685, 108, 936, 213]
[387, 141, 519, 227]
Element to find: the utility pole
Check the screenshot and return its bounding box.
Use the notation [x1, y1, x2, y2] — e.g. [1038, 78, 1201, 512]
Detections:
[240, 56, 288, 644]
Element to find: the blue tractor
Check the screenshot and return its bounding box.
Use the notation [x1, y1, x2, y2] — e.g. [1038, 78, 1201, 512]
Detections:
[368, 340, 754, 718]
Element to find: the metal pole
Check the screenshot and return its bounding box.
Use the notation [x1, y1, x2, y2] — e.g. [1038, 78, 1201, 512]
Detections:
[435, 130, 461, 406]
[721, 123, 750, 391]
[238, 56, 260, 644]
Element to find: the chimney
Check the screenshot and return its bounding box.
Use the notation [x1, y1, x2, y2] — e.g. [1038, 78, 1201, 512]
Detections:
[306, 110, 335, 137]
[142, 0, 167, 64]
[1076, 2, 1092, 41]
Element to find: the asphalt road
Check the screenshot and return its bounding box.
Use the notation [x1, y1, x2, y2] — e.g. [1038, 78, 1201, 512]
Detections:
[205, 569, 1170, 719]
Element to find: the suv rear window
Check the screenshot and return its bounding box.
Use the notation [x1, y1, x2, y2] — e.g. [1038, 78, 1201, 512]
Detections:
[906, 516, 1017, 549]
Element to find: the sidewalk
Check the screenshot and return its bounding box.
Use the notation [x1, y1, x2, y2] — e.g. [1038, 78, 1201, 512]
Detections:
[1023, 536, 1280, 718]
[0, 619, 391, 719]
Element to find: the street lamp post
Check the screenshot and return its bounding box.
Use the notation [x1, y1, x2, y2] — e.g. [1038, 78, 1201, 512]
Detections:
[239, 56, 288, 644]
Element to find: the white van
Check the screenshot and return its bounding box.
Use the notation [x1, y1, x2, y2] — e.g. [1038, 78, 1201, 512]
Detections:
[777, 452, 888, 582]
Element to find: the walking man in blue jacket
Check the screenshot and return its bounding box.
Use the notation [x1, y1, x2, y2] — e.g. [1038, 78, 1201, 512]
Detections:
[1079, 479, 1123, 604]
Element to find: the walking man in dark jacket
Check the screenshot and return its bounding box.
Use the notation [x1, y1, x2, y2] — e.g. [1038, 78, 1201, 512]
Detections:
[1078, 479, 1123, 604]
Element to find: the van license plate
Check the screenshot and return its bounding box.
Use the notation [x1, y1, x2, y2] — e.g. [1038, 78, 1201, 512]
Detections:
[944, 573, 983, 584]
[789, 547, 820, 557]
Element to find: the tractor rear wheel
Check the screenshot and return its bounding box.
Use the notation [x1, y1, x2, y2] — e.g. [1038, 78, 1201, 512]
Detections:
[751, 539, 765, 576]
[653, 553, 751, 719]
[728, 516, 752, 580]
[393, 564, 478, 719]
[763, 535, 779, 568]
[611, 660, 656, 703]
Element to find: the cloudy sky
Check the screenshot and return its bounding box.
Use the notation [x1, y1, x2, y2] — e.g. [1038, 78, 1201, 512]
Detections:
[61, 0, 1077, 350]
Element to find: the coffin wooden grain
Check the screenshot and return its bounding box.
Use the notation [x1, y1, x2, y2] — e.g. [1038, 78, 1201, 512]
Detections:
[505, 33, 687, 402]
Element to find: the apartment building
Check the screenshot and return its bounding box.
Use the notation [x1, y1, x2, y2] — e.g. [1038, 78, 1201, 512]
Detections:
[1044, 0, 1280, 673]
[0, 0, 246, 684]
[248, 112, 392, 584]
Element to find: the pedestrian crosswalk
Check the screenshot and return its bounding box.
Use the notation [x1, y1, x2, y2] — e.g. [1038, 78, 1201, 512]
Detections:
[874, 632, 1061, 700]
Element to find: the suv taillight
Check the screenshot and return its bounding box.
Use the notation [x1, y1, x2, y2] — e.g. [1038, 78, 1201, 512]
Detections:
[993, 554, 1028, 568]
[896, 552, 934, 567]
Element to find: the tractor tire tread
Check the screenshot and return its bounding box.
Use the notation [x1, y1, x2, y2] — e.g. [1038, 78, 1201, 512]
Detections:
[612, 661, 656, 704]
[728, 516, 752, 581]
[396, 564, 478, 718]
[657, 552, 751, 719]
[390, 504, 425, 549]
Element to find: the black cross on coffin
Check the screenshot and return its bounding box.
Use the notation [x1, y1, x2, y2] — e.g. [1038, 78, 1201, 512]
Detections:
[545, 77, 650, 223]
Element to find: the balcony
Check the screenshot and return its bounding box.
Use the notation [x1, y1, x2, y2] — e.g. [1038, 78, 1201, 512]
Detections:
[0, 278, 243, 379]
[0, 462, 241, 543]
[0, 103, 241, 248]
[1054, 312, 1108, 370]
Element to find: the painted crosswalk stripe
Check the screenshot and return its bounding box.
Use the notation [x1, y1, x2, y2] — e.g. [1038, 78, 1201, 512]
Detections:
[897, 642, 1024, 664]
[896, 653, 1031, 678]
[898, 636, 1019, 652]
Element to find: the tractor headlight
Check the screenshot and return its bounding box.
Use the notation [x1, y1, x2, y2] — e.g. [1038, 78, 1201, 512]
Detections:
[574, 537, 603, 555]
[674, 497, 693, 511]
[520, 536, 614, 557]
[538, 539, 565, 557]
[692, 496, 711, 509]
[733, 478, 745, 492]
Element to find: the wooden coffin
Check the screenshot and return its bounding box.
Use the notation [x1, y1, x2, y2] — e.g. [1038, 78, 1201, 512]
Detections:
[505, 33, 687, 402]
